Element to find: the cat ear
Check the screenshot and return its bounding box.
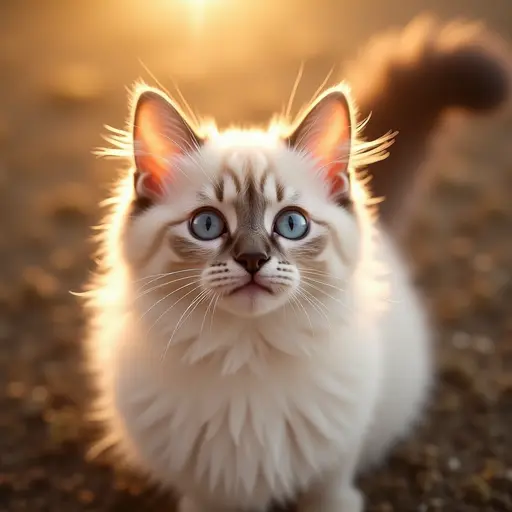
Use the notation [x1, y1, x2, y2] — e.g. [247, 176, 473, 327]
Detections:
[287, 88, 353, 197]
[132, 88, 202, 200]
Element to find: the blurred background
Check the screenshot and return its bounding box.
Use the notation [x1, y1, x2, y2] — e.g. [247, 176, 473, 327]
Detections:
[1, 0, 512, 510]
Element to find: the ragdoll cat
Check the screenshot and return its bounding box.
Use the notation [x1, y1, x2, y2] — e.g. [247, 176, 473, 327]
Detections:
[84, 17, 510, 512]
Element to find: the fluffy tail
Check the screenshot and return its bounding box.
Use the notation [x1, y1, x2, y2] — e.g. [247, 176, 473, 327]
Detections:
[345, 15, 511, 236]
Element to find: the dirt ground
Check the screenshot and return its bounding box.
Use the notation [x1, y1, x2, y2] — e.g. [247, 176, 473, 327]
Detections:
[0, 1, 512, 511]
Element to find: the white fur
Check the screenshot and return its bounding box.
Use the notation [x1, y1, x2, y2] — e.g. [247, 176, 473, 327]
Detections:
[86, 120, 432, 512]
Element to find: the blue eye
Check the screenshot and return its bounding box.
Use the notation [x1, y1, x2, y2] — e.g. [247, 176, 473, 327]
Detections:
[190, 210, 226, 240]
[274, 209, 309, 240]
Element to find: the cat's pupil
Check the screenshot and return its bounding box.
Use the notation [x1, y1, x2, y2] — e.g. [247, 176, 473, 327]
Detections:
[288, 216, 295, 231]
[205, 216, 212, 231]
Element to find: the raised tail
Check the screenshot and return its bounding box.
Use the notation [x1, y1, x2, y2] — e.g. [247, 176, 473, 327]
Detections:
[345, 15, 511, 236]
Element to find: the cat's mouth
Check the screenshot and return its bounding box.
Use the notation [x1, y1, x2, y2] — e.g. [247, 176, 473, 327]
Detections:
[229, 281, 273, 296]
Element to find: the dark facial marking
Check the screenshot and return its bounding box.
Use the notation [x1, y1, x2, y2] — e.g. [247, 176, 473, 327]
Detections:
[225, 168, 242, 194]
[311, 217, 349, 264]
[170, 235, 210, 263]
[259, 169, 269, 193]
[334, 192, 355, 212]
[289, 234, 328, 260]
[134, 217, 189, 268]
[213, 179, 224, 202]
[276, 181, 285, 202]
[215, 171, 275, 263]
[258, 169, 285, 202]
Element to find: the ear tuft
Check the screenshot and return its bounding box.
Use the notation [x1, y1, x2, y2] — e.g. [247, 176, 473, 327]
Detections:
[132, 88, 202, 201]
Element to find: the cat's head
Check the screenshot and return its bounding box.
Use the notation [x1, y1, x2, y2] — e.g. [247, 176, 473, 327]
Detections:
[120, 84, 369, 318]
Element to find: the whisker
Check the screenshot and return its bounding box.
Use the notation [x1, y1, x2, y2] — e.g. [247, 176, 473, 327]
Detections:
[298, 267, 348, 282]
[146, 283, 205, 340]
[301, 281, 354, 313]
[286, 295, 301, 322]
[162, 289, 212, 359]
[285, 61, 304, 120]
[134, 274, 203, 302]
[209, 293, 221, 334]
[168, 75, 201, 127]
[290, 290, 314, 334]
[200, 292, 218, 336]
[297, 288, 331, 324]
[133, 268, 202, 287]
[307, 66, 335, 109]
[301, 281, 343, 303]
[140, 280, 203, 322]
[300, 275, 346, 293]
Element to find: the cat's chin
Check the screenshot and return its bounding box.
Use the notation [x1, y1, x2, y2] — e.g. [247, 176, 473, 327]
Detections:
[217, 287, 291, 318]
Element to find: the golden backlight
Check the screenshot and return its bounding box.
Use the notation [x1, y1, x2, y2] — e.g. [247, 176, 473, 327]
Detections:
[186, 0, 210, 6]
[179, 0, 219, 31]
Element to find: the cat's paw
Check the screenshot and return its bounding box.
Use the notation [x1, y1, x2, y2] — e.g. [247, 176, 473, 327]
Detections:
[297, 486, 363, 512]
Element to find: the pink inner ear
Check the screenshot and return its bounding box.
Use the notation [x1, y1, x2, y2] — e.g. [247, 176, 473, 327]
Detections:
[135, 171, 164, 199]
[292, 91, 352, 191]
[132, 90, 201, 200]
[134, 107, 176, 189]
[311, 99, 351, 179]
[329, 173, 350, 197]
[316, 105, 349, 166]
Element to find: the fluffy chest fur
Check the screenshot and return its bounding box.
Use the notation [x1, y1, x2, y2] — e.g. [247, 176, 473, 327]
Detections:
[110, 301, 381, 509]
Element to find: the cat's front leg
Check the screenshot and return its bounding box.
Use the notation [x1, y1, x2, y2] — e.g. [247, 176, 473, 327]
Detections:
[296, 455, 363, 512]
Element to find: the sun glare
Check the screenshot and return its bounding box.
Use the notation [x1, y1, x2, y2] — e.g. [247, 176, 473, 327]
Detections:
[184, 0, 213, 8]
[178, 0, 218, 31]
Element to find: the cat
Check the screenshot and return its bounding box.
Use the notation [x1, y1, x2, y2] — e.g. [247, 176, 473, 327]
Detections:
[83, 17, 510, 512]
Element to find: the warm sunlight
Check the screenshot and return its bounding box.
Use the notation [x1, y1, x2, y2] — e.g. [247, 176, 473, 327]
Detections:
[179, 0, 219, 31]
[185, 0, 211, 6]
[181, 0, 217, 12]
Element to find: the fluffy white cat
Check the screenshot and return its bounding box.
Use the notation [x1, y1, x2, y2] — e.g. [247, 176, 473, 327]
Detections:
[85, 81, 431, 512]
[83, 16, 512, 512]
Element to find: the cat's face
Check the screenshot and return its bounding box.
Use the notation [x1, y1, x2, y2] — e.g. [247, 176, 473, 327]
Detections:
[122, 86, 360, 319]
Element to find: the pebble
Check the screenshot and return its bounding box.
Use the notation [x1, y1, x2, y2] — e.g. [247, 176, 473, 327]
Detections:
[473, 336, 494, 354]
[473, 253, 494, 273]
[452, 331, 471, 349]
[77, 489, 95, 504]
[6, 382, 26, 399]
[448, 457, 461, 471]
[449, 236, 473, 259]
